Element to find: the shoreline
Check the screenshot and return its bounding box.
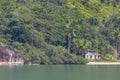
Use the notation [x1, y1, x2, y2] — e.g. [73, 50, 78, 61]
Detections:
[0, 62, 24, 65]
[0, 62, 9, 65]
[86, 62, 120, 65]
[1, 62, 120, 65]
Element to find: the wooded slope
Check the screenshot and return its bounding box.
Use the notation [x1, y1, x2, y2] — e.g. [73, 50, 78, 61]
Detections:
[0, 0, 120, 64]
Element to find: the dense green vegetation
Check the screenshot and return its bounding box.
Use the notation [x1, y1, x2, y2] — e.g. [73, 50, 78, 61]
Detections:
[0, 0, 120, 64]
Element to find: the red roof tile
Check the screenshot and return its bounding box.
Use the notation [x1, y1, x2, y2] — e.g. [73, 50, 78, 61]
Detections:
[92, 52, 100, 56]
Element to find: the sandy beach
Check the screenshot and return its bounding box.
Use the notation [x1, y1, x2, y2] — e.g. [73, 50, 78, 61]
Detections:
[0, 62, 9, 65]
[0, 62, 24, 65]
[86, 62, 120, 65]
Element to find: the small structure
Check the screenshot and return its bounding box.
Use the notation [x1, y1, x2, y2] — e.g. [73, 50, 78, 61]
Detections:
[0, 46, 24, 65]
[85, 52, 100, 59]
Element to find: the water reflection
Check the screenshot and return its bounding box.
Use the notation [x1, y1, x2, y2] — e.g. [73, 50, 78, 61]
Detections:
[0, 65, 120, 80]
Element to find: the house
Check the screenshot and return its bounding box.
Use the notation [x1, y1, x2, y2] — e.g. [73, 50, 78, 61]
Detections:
[85, 52, 100, 59]
[0, 46, 24, 64]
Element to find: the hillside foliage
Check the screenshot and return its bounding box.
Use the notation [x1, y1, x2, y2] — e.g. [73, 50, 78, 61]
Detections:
[0, 0, 120, 64]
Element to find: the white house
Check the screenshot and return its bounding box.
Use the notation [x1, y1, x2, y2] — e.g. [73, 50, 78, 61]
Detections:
[85, 52, 100, 59]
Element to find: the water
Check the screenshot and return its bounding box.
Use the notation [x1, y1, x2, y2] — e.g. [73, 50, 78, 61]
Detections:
[0, 65, 120, 80]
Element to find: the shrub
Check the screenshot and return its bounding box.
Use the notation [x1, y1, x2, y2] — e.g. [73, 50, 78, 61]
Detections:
[102, 54, 116, 61]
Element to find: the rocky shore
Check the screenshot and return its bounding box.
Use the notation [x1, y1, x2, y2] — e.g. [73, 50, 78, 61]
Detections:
[0, 46, 24, 65]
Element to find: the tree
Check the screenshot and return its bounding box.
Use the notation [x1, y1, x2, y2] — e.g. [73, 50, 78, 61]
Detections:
[66, 27, 76, 53]
[73, 38, 92, 56]
[111, 30, 120, 58]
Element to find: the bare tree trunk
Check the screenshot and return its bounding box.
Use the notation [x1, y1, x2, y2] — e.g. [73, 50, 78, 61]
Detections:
[67, 36, 71, 53]
[117, 42, 120, 58]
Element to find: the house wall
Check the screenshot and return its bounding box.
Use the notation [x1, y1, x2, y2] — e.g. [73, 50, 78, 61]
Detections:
[85, 54, 95, 59]
[92, 55, 95, 59]
[85, 53, 100, 59]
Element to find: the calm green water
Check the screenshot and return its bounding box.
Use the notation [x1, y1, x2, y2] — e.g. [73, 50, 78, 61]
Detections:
[0, 65, 120, 80]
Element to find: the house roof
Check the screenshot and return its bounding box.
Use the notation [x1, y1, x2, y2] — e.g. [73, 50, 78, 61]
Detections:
[92, 52, 100, 56]
[86, 52, 100, 56]
[86, 52, 94, 56]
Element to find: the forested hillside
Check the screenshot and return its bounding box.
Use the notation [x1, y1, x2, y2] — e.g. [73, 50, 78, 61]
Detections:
[0, 0, 120, 64]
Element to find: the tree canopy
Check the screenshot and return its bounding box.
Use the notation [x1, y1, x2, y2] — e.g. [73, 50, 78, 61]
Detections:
[0, 0, 120, 64]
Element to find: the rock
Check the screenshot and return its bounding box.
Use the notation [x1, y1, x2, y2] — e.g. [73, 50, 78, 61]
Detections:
[0, 46, 24, 65]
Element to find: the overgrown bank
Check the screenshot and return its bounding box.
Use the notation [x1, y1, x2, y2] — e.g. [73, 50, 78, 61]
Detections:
[0, 0, 120, 64]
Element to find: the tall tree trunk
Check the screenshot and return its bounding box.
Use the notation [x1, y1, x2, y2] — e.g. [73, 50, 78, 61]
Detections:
[67, 36, 71, 53]
[117, 42, 120, 58]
